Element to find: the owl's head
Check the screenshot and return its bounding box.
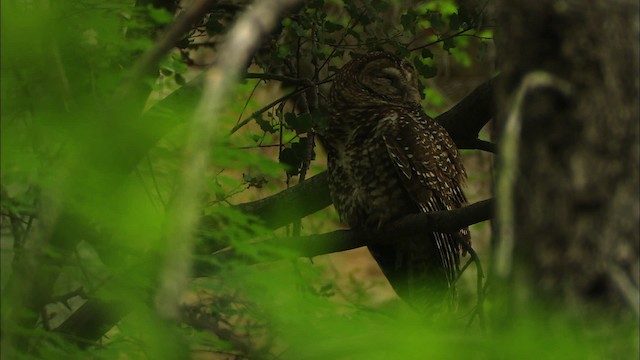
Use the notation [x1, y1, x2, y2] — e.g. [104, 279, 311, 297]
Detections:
[329, 51, 422, 110]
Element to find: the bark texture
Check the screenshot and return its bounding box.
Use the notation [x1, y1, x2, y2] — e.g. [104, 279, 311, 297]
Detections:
[495, 0, 639, 315]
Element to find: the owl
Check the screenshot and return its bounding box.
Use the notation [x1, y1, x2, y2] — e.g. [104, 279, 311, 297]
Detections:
[324, 51, 469, 312]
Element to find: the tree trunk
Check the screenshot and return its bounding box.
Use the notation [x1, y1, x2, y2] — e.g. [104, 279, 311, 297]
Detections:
[494, 0, 639, 317]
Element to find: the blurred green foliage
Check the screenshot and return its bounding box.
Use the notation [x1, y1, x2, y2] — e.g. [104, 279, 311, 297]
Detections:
[1, 0, 635, 359]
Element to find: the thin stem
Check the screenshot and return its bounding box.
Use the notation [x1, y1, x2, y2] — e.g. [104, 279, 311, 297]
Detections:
[409, 27, 474, 52]
[235, 80, 263, 128]
[314, 8, 367, 79]
[245, 72, 312, 86]
[230, 86, 311, 134]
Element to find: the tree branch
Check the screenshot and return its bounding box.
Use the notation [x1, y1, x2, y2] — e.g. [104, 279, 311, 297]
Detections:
[245, 72, 313, 86]
[468, 138, 497, 153]
[231, 171, 330, 230]
[199, 199, 493, 272]
[436, 76, 496, 146]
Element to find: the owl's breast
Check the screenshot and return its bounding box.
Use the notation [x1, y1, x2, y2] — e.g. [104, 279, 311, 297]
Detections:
[327, 116, 419, 229]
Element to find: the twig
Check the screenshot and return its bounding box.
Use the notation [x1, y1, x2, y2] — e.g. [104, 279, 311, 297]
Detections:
[230, 86, 311, 134]
[458, 34, 493, 40]
[408, 2, 491, 53]
[455, 258, 474, 283]
[233, 144, 283, 149]
[452, 238, 486, 330]
[314, 8, 367, 79]
[245, 72, 313, 86]
[408, 27, 474, 52]
[235, 80, 263, 128]
[146, 154, 167, 208]
[459, 241, 485, 330]
[291, 21, 320, 237]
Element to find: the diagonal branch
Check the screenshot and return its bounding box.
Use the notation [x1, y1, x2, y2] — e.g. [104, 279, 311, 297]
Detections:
[436, 76, 496, 146]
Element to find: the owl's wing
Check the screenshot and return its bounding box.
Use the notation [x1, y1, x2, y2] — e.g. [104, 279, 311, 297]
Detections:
[382, 110, 468, 285]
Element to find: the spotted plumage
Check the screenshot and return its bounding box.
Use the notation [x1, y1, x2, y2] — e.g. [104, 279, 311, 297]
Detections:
[324, 51, 469, 312]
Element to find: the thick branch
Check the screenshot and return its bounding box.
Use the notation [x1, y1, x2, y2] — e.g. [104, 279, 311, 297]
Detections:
[200, 199, 493, 272]
[436, 76, 496, 148]
[231, 171, 330, 229]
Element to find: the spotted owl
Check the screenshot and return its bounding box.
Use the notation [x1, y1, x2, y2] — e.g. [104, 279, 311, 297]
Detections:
[324, 51, 469, 312]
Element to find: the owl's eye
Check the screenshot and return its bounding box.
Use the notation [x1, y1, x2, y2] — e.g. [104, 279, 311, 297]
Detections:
[378, 74, 396, 83]
[378, 69, 403, 87]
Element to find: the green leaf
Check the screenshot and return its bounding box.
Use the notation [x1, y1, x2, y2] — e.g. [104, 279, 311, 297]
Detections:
[291, 21, 306, 37]
[307, 0, 324, 9]
[395, 43, 410, 58]
[170, 54, 188, 73]
[421, 48, 434, 59]
[285, 113, 312, 134]
[426, 11, 447, 33]
[371, 0, 390, 12]
[347, 28, 361, 41]
[443, 37, 456, 53]
[458, 5, 476, 26]
[147, 5, 173, 25]
[413, 58, 438, 79]
[314, 114, 328, 136]
[255, 115, 275, 133]
[243, 173, 268, 189]
[278, 45, 291, 59]
[294, 137, 315, 163]
[174, 73, 185, 86]
[324, 21, 344, 33]
[284, 112, 296, 128]
[449, 12, 460, 30]
[279, 148, 301, 176]
[401, 9, 417, 34]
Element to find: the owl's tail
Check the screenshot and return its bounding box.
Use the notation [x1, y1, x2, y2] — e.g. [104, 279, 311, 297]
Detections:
[367, 230, 462, 314]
